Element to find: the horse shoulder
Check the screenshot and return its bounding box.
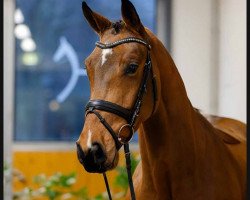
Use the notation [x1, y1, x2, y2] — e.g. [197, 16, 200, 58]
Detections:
[132, 161, 142, 187]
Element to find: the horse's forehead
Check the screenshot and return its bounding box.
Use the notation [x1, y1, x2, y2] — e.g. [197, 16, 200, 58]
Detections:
[101, 48, 113, 66]
[86, 30, 145, 67]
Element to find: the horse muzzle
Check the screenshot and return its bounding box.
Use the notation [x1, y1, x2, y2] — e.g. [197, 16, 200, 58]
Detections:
[76, 142, 108, 173]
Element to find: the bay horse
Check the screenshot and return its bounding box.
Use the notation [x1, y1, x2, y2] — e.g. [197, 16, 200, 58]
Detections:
[76, 0, 246, 199]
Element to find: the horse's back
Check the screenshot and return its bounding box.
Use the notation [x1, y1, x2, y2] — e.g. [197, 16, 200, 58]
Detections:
[195, 108, 246, 142]
[205, 114, 246, 142]
[201, 112, 246, 187]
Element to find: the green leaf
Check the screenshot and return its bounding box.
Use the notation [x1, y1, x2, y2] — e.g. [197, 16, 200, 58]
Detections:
[114, 153, 140, 190]
[94, 194, 104, 200]
[45, 187, 61, 200]
[71, 187, 88, 198]
[33, 174, 47, 185]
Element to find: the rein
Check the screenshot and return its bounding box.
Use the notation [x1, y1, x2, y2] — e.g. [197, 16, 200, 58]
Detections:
[85, 37, 157, 200]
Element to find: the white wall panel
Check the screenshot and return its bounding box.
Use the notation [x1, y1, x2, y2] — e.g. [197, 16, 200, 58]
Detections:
[170, 0, 246, 122]
[171, 0, 215, 113]
[218, 0, 246, 122]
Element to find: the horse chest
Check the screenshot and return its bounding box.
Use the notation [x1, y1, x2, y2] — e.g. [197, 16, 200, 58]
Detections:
[132, 162, 173, 200]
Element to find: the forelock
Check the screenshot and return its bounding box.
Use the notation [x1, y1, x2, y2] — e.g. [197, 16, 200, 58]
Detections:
[111, 20, 125, 34]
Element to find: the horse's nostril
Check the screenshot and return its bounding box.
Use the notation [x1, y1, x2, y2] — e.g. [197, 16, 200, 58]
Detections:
[76, 143, 85, 164]
[91, 143, 106, 164]
[76, 142, 107, 172]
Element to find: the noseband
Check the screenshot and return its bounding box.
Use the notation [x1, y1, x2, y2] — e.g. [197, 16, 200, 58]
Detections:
[84, 37, 157, 200]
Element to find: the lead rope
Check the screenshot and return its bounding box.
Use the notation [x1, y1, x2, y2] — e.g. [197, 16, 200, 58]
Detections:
[124, 143, 136, 200]
[102, 144, 135, 200]
[103, 172, 113, 200]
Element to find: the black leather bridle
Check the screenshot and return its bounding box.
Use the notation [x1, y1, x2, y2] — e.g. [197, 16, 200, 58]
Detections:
[84, 37, 157, 200]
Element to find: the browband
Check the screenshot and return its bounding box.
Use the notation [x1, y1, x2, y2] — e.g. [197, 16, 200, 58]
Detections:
[96, 37, 151, 50]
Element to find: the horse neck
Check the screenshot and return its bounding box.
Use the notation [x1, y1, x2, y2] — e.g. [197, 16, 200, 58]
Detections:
[138, 34, 212, 183]
[141, 34, 197, 154]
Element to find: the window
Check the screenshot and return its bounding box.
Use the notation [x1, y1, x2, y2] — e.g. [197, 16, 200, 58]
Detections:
[14, 0, 156, 141]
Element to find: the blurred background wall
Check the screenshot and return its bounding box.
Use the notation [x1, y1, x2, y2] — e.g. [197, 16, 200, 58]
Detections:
[4, 0, 246, 199]
[169, 0, 246, 122]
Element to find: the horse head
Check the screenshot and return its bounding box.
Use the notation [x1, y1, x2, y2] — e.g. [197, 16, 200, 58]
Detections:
[76, 0, 160, 173]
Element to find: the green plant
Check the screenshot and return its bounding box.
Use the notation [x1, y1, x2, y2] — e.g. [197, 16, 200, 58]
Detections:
[14, 172, 89, 200]
[114, 153, 140, 192]
[11, 153, 140, 200]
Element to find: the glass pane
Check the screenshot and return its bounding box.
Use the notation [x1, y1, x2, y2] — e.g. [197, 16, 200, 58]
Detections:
[14, 0, 156, 142]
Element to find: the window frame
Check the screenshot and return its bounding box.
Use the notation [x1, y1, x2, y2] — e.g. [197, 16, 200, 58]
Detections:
[4, 0, 171, 150]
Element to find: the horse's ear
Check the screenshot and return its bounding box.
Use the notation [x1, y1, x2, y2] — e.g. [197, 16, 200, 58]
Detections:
[121, 0, 146, 35]
[82, 2, 112, 35]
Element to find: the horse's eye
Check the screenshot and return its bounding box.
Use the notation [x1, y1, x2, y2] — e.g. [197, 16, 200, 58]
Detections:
[125, 63, 139, 75]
